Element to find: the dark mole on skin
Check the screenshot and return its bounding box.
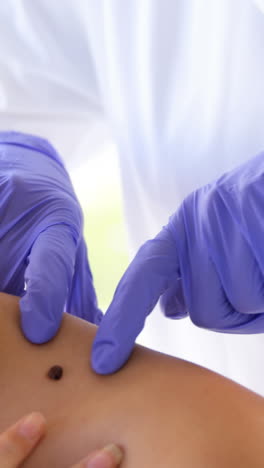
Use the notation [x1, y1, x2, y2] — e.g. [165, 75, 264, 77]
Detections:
[47, 365, 63, 381]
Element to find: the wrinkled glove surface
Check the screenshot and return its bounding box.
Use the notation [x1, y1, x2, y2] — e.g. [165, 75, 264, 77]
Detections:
[0, 131, 102, 344]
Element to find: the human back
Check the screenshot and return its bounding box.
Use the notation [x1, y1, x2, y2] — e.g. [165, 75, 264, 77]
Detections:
[0, 293, 263, 467]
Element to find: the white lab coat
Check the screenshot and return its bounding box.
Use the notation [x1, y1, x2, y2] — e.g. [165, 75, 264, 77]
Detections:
[1, 0, 264, 394]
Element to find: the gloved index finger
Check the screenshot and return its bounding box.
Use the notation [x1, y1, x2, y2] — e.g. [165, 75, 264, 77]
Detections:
[20, 224, 77, 344]
[91, 227, 179, 375]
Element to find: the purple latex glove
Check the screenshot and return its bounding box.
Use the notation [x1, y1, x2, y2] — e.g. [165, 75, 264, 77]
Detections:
[0, 131, 102, 343]
[92, 151, 264, 374]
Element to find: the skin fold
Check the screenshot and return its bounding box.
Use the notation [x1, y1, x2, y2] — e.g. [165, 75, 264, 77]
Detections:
[0, 293, 263, 467]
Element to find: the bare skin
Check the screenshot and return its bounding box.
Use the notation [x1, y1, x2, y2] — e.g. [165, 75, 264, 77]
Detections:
[0, 293, 263, 467]
[0, 413, 122, 468]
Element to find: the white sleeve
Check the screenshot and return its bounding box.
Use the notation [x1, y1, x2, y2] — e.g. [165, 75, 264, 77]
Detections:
[0, 0, 100, 114]
[253, 0, 264, 13]
[81, 1, 264, 242]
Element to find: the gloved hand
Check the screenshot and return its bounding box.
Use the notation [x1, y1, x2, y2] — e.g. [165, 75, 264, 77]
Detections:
[92, 151, 264, 374]
[0, 131, 102, 343]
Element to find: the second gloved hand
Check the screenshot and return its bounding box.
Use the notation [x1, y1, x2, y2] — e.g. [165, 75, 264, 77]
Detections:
[92, 151, 264, 374]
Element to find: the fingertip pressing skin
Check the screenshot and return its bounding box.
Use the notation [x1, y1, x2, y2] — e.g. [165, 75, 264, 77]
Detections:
[91, 345, 115, 375]
[17, 412, 47, 442]
[91, 340, 134, 375]
[74, 444, 124, 468]
[0, 412, 46, 466]
[20, 296, 62, 345]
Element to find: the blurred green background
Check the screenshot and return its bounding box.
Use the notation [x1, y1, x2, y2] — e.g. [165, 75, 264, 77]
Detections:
[71, 145, 129, 311]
